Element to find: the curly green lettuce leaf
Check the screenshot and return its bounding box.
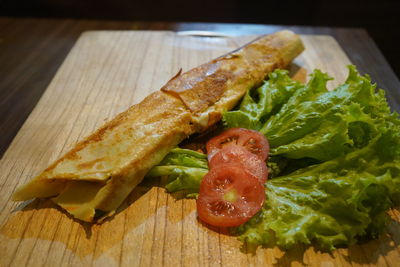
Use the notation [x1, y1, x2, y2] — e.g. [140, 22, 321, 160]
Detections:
[223, 70, 304, 130]
[224, 66, 398, 173]
[237, 129, 400, 251]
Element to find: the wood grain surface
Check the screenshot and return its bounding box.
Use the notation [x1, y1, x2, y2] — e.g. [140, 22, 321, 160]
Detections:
[0, 31, 399, 267]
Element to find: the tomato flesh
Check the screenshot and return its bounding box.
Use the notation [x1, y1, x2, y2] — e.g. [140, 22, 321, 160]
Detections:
[206, 128, 269, 161]
[209, 145, 268, 183]
[196, 165, 265, 227]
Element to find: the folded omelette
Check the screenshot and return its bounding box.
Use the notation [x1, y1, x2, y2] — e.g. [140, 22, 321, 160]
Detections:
[12, 30, 304, 222]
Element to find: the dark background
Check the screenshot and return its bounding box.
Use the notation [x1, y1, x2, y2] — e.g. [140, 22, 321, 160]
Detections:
[1, 0, 399, 77]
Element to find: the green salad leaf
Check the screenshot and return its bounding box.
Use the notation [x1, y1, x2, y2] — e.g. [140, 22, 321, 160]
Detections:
[237, 129, 400, 251]
[223, 70, 304, 130]
[224, 65, 397, 173]
[149, 65, 400, 250]
[146, 148, 208, 196]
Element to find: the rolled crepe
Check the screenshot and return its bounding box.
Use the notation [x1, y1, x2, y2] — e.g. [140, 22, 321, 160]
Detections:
[12, 30, 304, 222]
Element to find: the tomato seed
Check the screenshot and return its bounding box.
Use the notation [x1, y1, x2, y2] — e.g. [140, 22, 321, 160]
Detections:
[245, 138, 262, 153]
[214, 177, 232, 190]
[220, 136, 239, 146]
[209, 200, 235, 215]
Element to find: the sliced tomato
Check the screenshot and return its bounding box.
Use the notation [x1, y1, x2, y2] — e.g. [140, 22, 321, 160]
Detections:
[209, 145, 268, 183]
[197, 165, 265, 227]
[206, 128, 269, 161]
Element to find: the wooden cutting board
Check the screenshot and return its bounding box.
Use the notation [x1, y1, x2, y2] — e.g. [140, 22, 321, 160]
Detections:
[1, 31, 399, 267]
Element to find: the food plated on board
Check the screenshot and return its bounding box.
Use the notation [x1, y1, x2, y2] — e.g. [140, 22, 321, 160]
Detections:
[11, 30, 400, 251]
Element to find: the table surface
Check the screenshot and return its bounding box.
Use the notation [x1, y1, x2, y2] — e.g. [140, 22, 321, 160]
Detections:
[1, 17, 399, 159]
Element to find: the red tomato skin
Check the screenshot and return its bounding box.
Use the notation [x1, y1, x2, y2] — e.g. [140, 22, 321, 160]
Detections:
[196, 165, 265, 227]
[209, 145, 268, 183]
[206, 128, 269, 161]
